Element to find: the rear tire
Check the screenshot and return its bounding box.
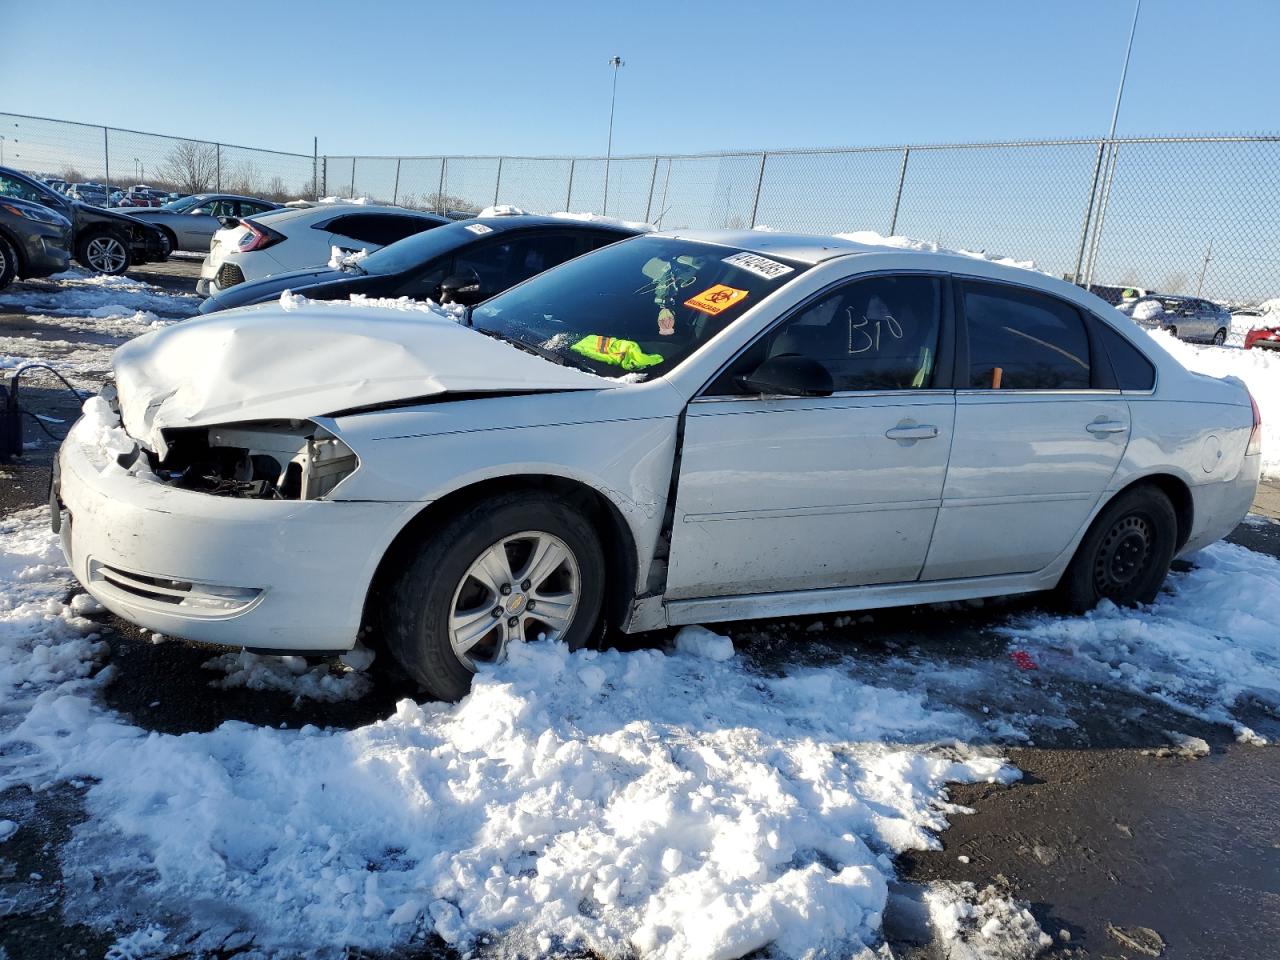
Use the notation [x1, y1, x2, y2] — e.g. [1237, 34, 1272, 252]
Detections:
[1059, 485, 1178, 612]
[1212, 328, 1227, 346]
[381, 492, 606, 701]
[0, 235, 16, 290]
[77, 231, 131, 275]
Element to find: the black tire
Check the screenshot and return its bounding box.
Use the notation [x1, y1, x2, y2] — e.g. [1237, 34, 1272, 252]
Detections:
[1212, 328, 1227, 346]
[382, 492, 606, 701]
[157, 228, 175, 258]
[76, 231, 132, 275]
[1059, 484, 1178, 612]
[0, 234, 16, 290]
[1166, 325, 1178, 339]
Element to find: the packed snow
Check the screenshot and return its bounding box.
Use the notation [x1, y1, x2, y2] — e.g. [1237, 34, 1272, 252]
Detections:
[833, 231, 1039, 272]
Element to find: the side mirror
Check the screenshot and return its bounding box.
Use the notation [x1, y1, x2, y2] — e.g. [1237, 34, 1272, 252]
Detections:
[737, 355, 834, 397]
[440, 270, 483, 306]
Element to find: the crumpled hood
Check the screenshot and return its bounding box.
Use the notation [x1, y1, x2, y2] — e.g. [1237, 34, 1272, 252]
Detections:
[112, 302, 607, 453]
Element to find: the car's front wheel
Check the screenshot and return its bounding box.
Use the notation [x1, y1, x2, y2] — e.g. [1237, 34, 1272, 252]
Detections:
[1212, 327, 1227, 346]
[1059, 484, 1177, 611]
[383, 491, 606, 701]
[0, 235, 16, 290]
[77, 232, 131, 275]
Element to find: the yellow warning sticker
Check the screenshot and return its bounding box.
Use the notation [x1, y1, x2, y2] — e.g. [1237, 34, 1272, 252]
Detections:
[684, 284, 749, 316]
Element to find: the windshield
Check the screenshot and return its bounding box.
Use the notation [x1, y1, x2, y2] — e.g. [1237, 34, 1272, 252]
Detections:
[163, 195, 205, 212]
[470, 236, 809, 379]
[360, 220, 477, 276]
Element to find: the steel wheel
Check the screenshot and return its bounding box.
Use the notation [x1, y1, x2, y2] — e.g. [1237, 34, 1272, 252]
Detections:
[86, 235, 128, 273]
[447, 530, 581, 670]
[1092, 514, 1153, 599]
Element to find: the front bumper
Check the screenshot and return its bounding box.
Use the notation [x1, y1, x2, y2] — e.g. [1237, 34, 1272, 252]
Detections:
[20, 224, 72, 278]
[55, 419, 420, 652]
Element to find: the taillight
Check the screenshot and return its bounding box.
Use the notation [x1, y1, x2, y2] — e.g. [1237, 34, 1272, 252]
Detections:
[237, 219, 283, 252]
[1247, 391, 1262, 457]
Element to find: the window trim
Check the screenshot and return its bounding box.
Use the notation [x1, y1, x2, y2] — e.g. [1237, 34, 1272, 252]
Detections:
[953, 274, 1118, 394]
[693, 269, 958, 401]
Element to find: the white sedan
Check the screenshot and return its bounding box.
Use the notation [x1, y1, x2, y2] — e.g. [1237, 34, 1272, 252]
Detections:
[55, 232, 1262, 701]
[196, 203, 448, 296]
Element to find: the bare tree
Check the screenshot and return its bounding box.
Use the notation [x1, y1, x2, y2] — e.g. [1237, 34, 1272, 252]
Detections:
[158, 141, 218, 194]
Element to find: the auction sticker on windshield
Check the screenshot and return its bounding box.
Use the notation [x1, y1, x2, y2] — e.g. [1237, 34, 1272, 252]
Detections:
[722, 251, 795, 280]
[684, 284, 749, 316]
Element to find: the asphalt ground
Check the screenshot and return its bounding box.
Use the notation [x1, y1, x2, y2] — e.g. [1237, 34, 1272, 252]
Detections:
[1, 258, 1278, 959]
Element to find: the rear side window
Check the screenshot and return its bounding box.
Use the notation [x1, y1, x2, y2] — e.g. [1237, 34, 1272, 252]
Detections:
[325, 213, 442, 246]
[962, 281, 1091, 389]
[1094, 318, 1156, 390]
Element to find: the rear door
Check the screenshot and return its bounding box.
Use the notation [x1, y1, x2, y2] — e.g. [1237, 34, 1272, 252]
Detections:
[921, 279, 1130, 581]
[666, 272, 956, 599]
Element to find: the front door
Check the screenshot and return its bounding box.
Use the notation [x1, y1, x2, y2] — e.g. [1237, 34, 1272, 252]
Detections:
[921, 279, 1130, 580]
[666, 273, 956, 600]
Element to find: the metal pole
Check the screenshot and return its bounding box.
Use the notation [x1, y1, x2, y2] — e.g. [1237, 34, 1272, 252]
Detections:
[888, 147, 911, 235]
[350, 157, 356, 197]
[1084, 143, 1120, 285]
[437, 158, 447, 213]
[1195, 237, 1213, 296]
[322, 156, 328, 197]
[749, 153, 767, 228]
[493, 156, 503, 206]
[216, 143, 222, 191]
[392, 158, 401, 205]
[312, 137, 318, 199]
[565, 158, 576, 210]
[643, 156, 659, 223]
[1107, 0, 1142, 144]
[102, 126, 110, 200]
[1072, 140, 1107, 283]
[656, 158, 673, 228]
[604, 55, 624, 215]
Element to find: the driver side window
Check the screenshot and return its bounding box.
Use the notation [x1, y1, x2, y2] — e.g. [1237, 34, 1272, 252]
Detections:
[707, 274, 943, 395]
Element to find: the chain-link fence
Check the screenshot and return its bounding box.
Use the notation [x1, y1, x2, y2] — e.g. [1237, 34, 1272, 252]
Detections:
[4, 113, 1277, 316]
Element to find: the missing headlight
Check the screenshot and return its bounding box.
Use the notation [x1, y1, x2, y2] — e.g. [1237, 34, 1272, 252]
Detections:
[153, 420, 358, 500]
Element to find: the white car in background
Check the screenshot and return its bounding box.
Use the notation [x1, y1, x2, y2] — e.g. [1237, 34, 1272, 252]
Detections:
[196, 203, 449, 296]
[57, 232, 1262, 703]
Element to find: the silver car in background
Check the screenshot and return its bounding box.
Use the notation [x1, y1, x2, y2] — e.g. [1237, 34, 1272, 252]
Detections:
[124, 193, 281, 255]
[1120, 294, 1232, 345]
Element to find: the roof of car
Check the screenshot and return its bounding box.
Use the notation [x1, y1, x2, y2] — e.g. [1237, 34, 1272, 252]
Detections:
[262, 203, 450, 223]
[189, 193, 279, 204]
[654, 229, 918, 265]
[453, 213, 644, 234]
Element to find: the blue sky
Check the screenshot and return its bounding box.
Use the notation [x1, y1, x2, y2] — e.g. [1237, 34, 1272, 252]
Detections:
[3, 0, 1277, 157]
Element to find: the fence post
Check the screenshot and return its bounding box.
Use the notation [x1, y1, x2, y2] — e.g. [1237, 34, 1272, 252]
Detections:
[215, 143, 222, 191]
[437, 158, 447, 213]
[493, 157, 503, 206]
[1084, 143, 1121, 286]
[656, 158, 673, 228]
[392, 158, 401, 205]
[888, 147, 911, 235]
[1072, 140, 1106, 284]
[102, 127, 110, 197]
[643, 157, 659, 222]
[350, 157, 356, 197]
[565, 159, 576, 210]
[312, 137, 319, 199]
[322, 156, 328, 197]
[749, 153, 768, 228]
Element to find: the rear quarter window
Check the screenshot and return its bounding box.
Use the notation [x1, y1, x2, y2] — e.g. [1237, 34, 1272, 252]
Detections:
[1093, 318, 1156, 391]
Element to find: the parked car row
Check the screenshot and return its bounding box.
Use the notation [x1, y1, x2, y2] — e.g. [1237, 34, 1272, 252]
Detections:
[1116, 293, 1233, 345]
[53, 227, 1262, 701]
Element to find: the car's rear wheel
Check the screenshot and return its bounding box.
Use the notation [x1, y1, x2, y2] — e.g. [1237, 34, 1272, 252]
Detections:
[1059, 484, 1178, 611]
[382, 492, 606, 701]
[0, 235, 16, 290]
[1212, 327, 1227, 346]
[156, 228, 175, 258]
[77, 232, 131, 275]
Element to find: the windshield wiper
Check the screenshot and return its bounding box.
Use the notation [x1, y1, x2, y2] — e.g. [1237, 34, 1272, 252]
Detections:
[473, 327, 573, 368]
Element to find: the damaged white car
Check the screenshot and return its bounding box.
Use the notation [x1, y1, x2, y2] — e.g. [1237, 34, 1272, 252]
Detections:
[54, 231, 1262, 700]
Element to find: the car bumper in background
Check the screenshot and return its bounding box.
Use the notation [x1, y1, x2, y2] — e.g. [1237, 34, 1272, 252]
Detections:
[20, 224, 73, 278]
[55, 417, 419, 652]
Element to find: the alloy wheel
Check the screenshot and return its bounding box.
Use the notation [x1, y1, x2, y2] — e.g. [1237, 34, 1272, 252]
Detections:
[447, 530, 581, 670]
[1213, 328, 1226, 346]
[87, 236, 127, 273]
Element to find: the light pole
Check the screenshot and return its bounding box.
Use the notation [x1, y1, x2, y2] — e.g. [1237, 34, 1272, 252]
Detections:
[603, 55, 624, 215]
[0, 136, 5, 166]
[1083, 0, 1142, 286]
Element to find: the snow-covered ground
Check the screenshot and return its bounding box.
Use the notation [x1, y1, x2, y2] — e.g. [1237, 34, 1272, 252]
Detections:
[1, 258, 1279, 959]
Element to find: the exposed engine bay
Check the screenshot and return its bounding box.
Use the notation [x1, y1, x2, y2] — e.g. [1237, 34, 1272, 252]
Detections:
[150, 421, 358, 500]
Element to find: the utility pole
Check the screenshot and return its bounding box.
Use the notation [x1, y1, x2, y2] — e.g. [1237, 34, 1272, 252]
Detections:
[1195, 238, 1213, 296]
[603, 55, 624, 215]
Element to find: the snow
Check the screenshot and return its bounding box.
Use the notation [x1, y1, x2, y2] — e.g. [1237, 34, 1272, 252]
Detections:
[327, 245, 369, 270]
[0, 269, 200, 320]
[551, 210, 657, 233]
[833, 231, 1039, 272]
[203, 649, 372, 704]
[1144, 329, 1279, 478]
[673, 624, 736, 661]
[478, 204, 528, 217]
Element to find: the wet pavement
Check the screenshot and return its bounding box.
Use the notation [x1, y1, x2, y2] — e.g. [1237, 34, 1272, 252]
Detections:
[2, 259, 1278, 959]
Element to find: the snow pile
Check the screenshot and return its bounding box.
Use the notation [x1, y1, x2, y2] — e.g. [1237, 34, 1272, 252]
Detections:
[327, 246, 369, 270]
[0, 505, 1014, 958]
[551, 211, 657, 233]
[1003, 539, 1280, 736]
[0, 269, 199, 319]
[318, 196, 370, 205]
[278, 289, 464, 319]
[203, 650, 372, 704]
[834, 231, 1039, 272]
[1145, 329, 1279, 478]
[673, 624, 735, 661]
[478, 204, 528, 218]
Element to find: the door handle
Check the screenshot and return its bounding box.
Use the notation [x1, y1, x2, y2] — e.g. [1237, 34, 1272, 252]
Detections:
[1086, 420, 1128, 435]
[885, 422, 939, 441]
